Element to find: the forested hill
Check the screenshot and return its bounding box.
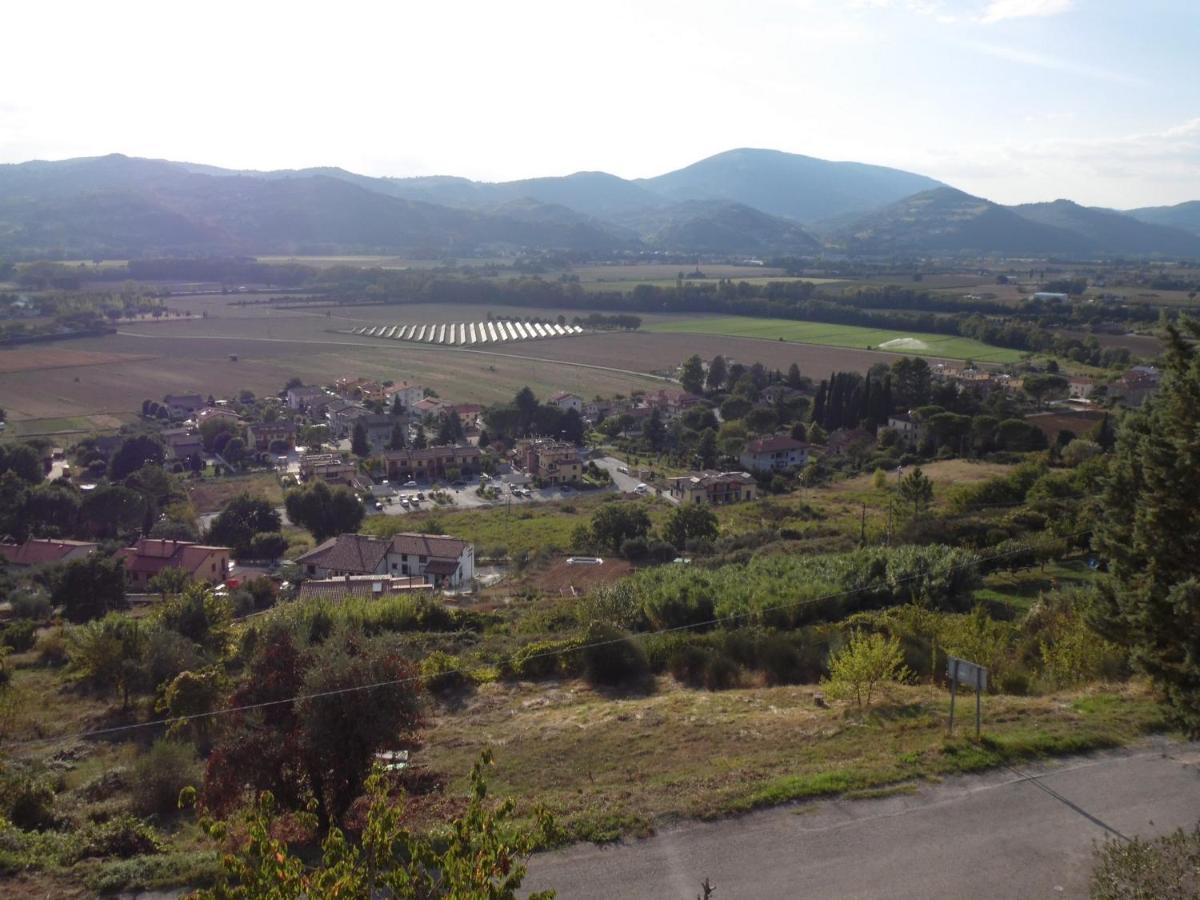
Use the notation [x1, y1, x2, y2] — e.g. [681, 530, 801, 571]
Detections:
[0, 151, 1197, 259]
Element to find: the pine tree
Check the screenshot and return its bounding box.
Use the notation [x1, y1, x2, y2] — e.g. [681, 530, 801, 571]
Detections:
[1092, 321, 1200, 734]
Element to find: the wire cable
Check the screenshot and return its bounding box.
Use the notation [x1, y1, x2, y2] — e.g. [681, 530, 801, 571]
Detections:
[3, 529, 1093, 752]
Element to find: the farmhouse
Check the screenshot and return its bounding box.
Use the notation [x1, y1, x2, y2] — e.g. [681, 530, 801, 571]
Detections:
[0, 538, 97, 569]
[1111, 367, 1160, 407]
[326, 400, 366, 436]
[739, 435, 810, 473]
[381, 444, 481, 481]
[116, 539, 231, 590]
[196, 406, 241, 426]
[411, 397, 446, 417]
[887, 413, 919, 443]
[246, 420, 296, 451]
[668, 471, 757, 506]
[1067, 376, 1096, 400]
[295, 532, 474, 589]
[519, 438, 583, 484]
[548, 391, 583, 413]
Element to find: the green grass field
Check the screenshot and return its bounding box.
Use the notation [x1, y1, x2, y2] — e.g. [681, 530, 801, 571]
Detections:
[644, 316, 1025, 363]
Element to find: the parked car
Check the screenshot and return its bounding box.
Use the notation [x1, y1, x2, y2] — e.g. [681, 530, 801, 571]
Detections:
[403, 480, 418, 487]
[374, 501, 384, 510]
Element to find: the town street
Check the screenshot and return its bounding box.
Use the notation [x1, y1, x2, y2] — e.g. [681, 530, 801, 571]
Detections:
[524, 740, 1200, 899]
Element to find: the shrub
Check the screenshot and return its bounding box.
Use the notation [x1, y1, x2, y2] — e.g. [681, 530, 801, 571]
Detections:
[620, 537, 648, 560]
[580, 622, 650, 688]
[0, 774, 58, 830]
[36, 627, 68, 666]
[77, 815, 162, 859]
[1090, 822, 1200, 899]
[647, 540, 678, 564]
[510, 639, 582, 680]
[420, 651, 471, 694]
[145, 627, 205, 690]
[822, 630, 910, 710]
[0, 620, 37, 653]
[130, 740, 201, 817]
[666, 643, 740, 690]
[8, 592, 52, 622]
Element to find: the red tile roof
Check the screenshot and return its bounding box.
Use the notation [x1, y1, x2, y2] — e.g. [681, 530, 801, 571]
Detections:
[115, 539, 230, 578]
[744, 436, 808, 455]
[295, 534, 391, 573]
[0, 539, 97, 567]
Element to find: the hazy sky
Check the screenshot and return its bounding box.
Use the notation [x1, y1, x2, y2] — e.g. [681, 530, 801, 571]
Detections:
[2, 0, 1196, 208]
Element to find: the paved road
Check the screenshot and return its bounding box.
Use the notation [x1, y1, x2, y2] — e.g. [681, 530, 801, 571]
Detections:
[524, 741, 1200, 899]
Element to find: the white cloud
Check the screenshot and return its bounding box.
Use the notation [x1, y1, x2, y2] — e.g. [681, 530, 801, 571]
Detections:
[980, 0, 1073, 24]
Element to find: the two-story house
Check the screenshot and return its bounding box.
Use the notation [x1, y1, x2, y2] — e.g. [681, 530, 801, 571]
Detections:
[739, 435, 810, 473]
[246, 420, 297, 451]
[519, 438, 583, 484]
[115, 539, 231, 590]
[668, 471, 757, 506]
[295, 532, 474, 589]
[380, 444, 481, 481]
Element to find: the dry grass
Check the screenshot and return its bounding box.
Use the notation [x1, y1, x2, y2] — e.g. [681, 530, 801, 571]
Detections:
[419, 678, 1164, 841]
[186, 472, 285, 515]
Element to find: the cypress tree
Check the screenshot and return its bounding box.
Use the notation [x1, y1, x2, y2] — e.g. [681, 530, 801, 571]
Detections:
[1092, 321, 1200, 735]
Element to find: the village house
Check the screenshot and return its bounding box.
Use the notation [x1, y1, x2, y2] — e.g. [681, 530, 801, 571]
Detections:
[326, 399, 366, 437]
[548, 391, 583, 414]
[286, 385, 329, 412]
[299, 453, 357, 485]
[519, 438, 583, 484]
[384, 382, 425, 410]
[246, 420, 297, 451]
[0, 538, 97, 569]
[887, 413, 920, 444]
[195, 406, 242, 426]
[161, 427, 204, 460]
[411, 397, 446, 418]
[641, 387, 703, 420]
[668, 471, 757, 506]
[357, 413, 399, 452]
[295, 532, 475, 589]
[1067, 376, 1096, 400]
[115, 539, 231, 590]
[163, 393, 204, 417]
[739, 435, 810, 473]
[824, 428, 876, 457]
[1111, 366, 1160, 407]
[583, 399, 613, 424]
[381, 444, 482, 481]
[448, 403, 484, 429]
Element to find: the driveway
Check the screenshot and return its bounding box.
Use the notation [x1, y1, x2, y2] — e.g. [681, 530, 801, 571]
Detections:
[523, 740, 1200, 899]
[593, 456, 646, 493]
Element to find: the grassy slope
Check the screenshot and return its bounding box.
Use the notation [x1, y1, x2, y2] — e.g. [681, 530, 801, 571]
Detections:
[644, 315, 1025, 363]
[422, 679, 1165, 842]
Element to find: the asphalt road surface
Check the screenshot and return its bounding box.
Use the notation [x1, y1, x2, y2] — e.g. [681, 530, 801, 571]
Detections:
[523, 741, 1200, 899]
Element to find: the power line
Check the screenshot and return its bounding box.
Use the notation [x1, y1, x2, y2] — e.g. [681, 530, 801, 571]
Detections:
[3, 529, 1093, 752]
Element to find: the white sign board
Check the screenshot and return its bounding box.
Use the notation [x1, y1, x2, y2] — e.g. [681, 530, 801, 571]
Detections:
[947, 656, 988, 693]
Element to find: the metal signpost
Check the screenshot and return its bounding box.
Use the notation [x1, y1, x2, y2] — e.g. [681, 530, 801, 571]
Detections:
[947, 656, 988, 739]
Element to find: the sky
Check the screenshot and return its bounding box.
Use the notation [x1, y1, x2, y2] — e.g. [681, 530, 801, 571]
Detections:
[1, 0, 1197, 208]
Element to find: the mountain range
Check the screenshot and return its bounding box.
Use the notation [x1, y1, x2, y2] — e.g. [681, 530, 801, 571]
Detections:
[0, 149, 1197, 260]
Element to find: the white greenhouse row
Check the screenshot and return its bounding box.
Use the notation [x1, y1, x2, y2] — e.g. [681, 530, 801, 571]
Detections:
[350, 319, 584, 345]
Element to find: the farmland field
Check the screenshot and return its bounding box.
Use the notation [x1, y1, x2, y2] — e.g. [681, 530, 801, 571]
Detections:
[644, 315, 1025, 363]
